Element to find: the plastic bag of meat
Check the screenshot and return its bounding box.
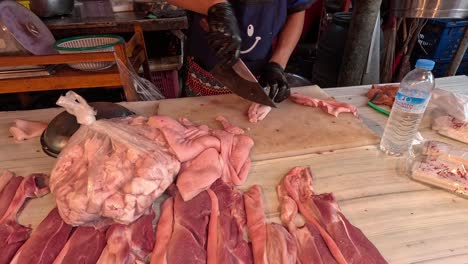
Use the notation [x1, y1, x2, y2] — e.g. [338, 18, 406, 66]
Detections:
[430, 89, 468, 122]
[407, 140, 468, 199]
[50, 91, 180, 226]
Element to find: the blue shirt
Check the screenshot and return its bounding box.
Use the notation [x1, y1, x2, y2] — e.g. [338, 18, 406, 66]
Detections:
[187, 0, 315, 75]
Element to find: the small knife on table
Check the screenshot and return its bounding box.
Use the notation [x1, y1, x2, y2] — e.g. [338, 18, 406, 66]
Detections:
[211, 59, 277, 108]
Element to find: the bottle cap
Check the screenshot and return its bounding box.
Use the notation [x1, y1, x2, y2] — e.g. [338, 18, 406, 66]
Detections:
[415, 59, 435, 70]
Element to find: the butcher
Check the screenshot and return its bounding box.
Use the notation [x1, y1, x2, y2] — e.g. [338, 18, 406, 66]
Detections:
[167, 0, 315, 103]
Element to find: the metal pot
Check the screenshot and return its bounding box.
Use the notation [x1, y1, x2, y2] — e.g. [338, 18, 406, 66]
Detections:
[30, 0, 75, 18]
[393, 0, 468, 18]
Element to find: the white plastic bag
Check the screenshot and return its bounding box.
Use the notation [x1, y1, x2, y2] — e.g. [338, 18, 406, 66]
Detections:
[430, 88, 468, 122]
[50, 92, 180, 226]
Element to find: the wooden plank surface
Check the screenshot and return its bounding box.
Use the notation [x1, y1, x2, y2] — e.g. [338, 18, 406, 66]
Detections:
[1, 76, 468, 263]
[158, 85, 379, 161]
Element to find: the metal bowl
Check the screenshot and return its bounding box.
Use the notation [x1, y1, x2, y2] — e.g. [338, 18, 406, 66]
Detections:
[41, 102, 134, 158]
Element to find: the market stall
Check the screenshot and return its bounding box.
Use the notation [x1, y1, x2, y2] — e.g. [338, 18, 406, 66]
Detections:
[1, 76, 468, 263]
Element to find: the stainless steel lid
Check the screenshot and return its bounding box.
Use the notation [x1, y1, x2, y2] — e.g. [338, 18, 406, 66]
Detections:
[0, 1, 56, 55]
[41, 102, 135, 158]
[393, 0, 468, 18]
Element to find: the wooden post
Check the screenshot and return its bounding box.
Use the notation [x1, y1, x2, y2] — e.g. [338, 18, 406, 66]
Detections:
[446, 27, 468, 76]
[337, 0, 383, 87]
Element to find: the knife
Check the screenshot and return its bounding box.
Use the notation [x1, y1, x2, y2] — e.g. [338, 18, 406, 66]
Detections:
[211, 60, 277, 108]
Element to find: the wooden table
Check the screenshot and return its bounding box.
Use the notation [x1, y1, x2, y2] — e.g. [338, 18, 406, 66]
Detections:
[1, 76, 468, 263]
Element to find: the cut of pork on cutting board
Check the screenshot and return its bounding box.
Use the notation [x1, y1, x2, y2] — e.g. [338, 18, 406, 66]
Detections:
[158, 86, 379, 160]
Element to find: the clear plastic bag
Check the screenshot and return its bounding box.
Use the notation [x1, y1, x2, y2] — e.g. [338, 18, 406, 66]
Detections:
[430, 89, 468, 122]
[50, 91, 180, 226]
[114, 55, 165, 101]
[427, 89, 468, 143]
[407, 140, 468, 198]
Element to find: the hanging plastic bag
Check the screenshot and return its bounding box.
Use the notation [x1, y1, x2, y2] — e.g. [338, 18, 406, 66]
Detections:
[406, 140, 468, 199]
[115, 55, 165, 101]
[50, 91, 180, 226]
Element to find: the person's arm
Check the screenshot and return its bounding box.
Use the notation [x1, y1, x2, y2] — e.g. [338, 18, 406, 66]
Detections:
[259, 11, 306, 103]
[166, 0, 226, 15]
[269, 11, 306, 68]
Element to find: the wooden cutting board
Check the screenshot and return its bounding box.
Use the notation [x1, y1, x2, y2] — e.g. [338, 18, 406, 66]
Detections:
[158, 86, 379, 161]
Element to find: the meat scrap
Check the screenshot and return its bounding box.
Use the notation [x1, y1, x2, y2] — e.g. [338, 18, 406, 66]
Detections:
[0, 170, 14, 195]
[290, 93, 358, 117]
[279, 167, 387, 264]
[97, 211, 155, 264]
[9, 119, 47, 141]
[11, 208, 72, 264]
[53, 226, 108, 264]
[0, 174, 50, 264]
[244, 185, 297, 264]
[248, 103, 272, 124]
[366, 84, 399, 107]
[50, 116, 181, 226]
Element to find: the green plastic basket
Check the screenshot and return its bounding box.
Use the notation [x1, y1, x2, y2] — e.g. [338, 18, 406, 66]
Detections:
[54, 35, 124, 71]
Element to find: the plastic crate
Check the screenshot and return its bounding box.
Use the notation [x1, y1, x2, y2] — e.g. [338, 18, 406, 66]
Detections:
[150, 70, 180, 99]
[431, 58, 468, 78]
[414, 19, 468, 61]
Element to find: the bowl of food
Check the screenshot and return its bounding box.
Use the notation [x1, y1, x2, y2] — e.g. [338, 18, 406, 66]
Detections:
[53, 35, 124, 71]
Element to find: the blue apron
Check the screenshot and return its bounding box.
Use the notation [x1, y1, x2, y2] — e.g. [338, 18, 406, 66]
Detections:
[187, 0, 288, 75]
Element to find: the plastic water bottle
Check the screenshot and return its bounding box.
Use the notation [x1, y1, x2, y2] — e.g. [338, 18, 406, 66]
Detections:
[380, 59, 436, 156]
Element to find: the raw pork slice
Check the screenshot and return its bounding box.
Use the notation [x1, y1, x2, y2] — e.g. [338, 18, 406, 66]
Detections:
[209, 180, 252, 264]
[97, 211, 155, 264]
[280, 167, 387, 264]
[0, 174, 50, 264]
[165, 190, 212, 264]
[53, 226, 108, 264]
[290, 93, 358, 117]
[0, 170, 14, 194]
[148, 116, 220, 162]
[11, 208, 72, 264]
[9, 119, 47, 141]
[277, 186, 337, 264]
[151, 197, 174, 264]
[213, 130, 253, 186]
[432, 115, 468, 143]
[176, 148, 223, 201]
[244, 185, 297, 264]
[248, 103, 272, 123]
[366, 84, 399, 107]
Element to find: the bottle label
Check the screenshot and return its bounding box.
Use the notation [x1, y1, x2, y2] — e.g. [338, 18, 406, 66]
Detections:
[394, 92, 430, 114]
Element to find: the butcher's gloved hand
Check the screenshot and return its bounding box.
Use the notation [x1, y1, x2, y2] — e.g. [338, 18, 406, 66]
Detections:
[259, 62, 290, 103]
[207, 2, 242, 67]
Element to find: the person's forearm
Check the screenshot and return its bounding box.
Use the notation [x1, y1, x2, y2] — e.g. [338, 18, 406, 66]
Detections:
[167, 0, 226, 15]
[269, 11, 305, 69]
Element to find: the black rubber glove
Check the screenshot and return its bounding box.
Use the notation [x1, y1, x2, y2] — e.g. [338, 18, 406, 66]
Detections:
[259, 62, 290, 103]
[207, 2, 242, 67]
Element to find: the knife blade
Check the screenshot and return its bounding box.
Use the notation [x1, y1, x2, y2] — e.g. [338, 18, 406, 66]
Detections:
[211, 60, 277, 108]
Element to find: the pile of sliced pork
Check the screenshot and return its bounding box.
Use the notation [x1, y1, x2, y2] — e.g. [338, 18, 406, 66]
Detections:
[151, 166, 387, 264]
[1, 108, 386, 263]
